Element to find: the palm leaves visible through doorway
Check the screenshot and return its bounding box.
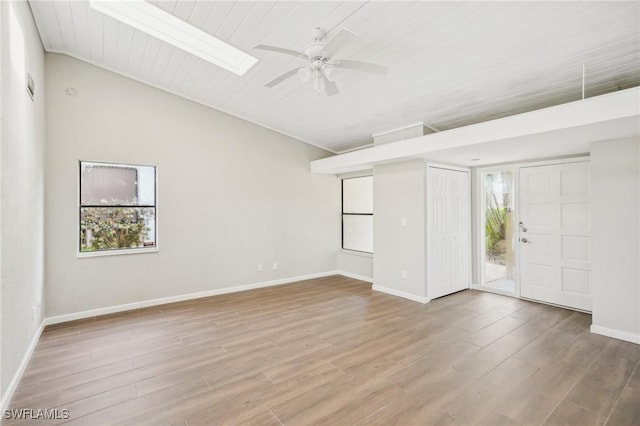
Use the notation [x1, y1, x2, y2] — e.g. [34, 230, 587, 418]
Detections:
[484, 173, 511, 264]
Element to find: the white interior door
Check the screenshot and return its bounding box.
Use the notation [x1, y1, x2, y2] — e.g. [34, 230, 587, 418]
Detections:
[427, 166, 471, 300]
[519, 161, 591, 311]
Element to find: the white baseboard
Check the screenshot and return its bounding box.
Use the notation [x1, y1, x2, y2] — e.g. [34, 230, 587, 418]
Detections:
[337, 270, 373, 283]
[0, 320, 45, 412]
[372, 285, 430, 304]
[590, 324, 640, 345]
[45, 271, 341, 326]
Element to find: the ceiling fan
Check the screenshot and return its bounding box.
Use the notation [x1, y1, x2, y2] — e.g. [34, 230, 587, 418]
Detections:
[254, 27, 388, 96]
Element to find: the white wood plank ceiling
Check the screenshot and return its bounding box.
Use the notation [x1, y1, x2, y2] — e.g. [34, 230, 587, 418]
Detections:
[29, 1, 640, 153]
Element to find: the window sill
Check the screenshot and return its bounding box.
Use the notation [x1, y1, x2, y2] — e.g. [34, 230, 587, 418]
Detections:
[77, 247, 159, 258]
[340, 249, 373, 258]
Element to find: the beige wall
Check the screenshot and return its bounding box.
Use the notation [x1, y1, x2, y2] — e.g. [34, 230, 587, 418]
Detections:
[45, 53, 340, 317]
[591, 137, 640, 342]
[373, 160, 427, 300]
[0, 0, 46, 398]
[337, 251, 373, 280]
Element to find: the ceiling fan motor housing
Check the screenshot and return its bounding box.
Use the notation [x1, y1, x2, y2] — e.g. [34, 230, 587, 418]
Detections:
[304, 43, 327, 61]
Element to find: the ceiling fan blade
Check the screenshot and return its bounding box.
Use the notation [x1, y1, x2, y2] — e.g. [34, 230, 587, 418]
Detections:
[265, 67, 304, 88]
[333, 59, 388, 76]
[254, 45, 307, 59]
[322, 72, 339, 96]
[323, 28, 357, 58]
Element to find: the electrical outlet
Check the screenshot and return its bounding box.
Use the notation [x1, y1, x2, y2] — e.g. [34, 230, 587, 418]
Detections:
[272, 262, 278, 270]
[401, 270, 407, 279]
[257, 264, 263, 272]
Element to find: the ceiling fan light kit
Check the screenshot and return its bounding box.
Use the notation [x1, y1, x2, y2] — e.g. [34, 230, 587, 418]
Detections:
[255, 27, 388, 96]
[298, 67, 312, 83]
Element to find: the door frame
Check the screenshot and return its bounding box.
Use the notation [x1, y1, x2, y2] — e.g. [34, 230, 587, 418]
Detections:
[475, 156, 590, 301]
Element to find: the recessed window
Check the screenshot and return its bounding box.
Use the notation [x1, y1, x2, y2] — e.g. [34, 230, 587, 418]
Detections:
[342, 176, 373, 253]
[79, 161, 157, 255]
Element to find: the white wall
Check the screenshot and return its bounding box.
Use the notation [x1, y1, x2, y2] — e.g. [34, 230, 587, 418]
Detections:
[591, 137, 640, 343]
[45, 53, 339, 317]
[337, 251, 373, 281]
[0, 0, 45, 400]
[372, 160, 427, 302]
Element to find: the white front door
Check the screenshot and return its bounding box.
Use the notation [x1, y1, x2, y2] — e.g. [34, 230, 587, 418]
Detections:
[519, 160, 591, 311]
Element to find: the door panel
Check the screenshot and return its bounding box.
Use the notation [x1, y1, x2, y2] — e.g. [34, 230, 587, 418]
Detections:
[427, 168, 450, 299]
[450, 170, 471, 293]
[427, 166, 470, 299]
[519, 161, 591, 311]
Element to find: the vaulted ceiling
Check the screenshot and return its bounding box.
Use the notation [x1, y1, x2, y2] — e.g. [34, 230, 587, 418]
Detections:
[29, 1, 640, 153]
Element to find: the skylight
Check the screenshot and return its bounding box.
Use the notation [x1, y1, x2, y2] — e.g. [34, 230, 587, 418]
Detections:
[89, 0, 258, 76]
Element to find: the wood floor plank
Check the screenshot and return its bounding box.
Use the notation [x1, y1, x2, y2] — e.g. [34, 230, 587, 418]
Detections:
[356, 398, 463, 426]
[494, 358, 586, 425]
[509, 306, 573, 341]
[557, 331, 610, 368]
[627, 361, 640, 389]
[542, 400, 606, 426]
[224, 360, 346, 424]
[463, 315, 527, 347]
[565, 340, 639, 416]
[513, 328, 580, 367]
[384, 325, 471, 366]
[440, 379, 510, 424]
[386, 340, 481, 389]
[63, 376, 209, 425]
[605, 384, 640, 425]
[2, 276, 637, 426]
[233, 410, 283, 426]
[128, 372, 276, 426]
[452, 333, 529, 378]
[454, 306, 513, 333]
[14, 360, 135, 401]
[269, 358, 403, 425]
[59, 384, 138, 421]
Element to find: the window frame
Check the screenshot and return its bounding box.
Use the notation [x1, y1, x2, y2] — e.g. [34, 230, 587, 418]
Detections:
[77, 160, 159, 258]
[341, 175, 373, 254]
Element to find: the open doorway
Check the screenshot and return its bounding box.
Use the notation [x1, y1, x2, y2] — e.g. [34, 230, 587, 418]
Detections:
[480, 169, 516, 295]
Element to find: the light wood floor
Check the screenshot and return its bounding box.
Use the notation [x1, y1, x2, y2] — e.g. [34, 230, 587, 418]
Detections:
[4, 276, 640, 426]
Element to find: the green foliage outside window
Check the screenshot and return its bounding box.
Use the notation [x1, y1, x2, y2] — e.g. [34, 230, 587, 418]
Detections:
[485, 200, 506, 261]
[80, 207, 152, 252]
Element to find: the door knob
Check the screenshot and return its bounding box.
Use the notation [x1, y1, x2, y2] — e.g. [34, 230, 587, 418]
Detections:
[521, 238, 528, 243]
